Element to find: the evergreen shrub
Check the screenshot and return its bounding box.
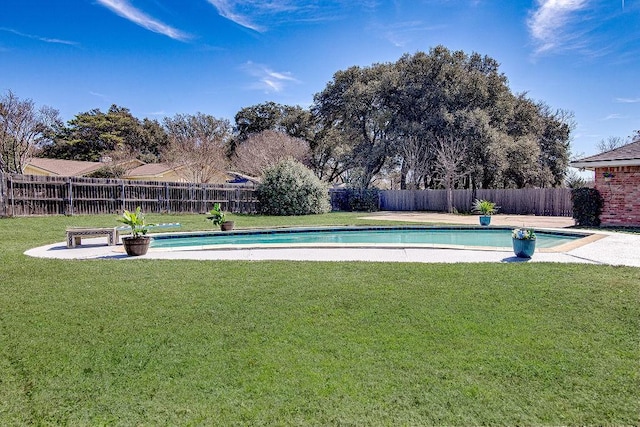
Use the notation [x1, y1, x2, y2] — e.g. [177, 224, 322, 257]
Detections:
[332, 188, 380, 212]
[571, 187, 603, 226]
[256, 159, 331, 215]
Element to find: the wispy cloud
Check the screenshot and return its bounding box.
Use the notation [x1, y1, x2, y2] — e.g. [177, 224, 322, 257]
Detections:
[374, 21, 445, 48]
[527, 0, 589, 54]
[603, 113, 627, 120]
[206, 0, 265, 32]
[0, 27, 79, 46]
[615, 97, 640, 103]
[96, 0, 190, 41]
[89, 91, 109, 100]
[241, 61, 299, 93]
[206, 0, 358, 32]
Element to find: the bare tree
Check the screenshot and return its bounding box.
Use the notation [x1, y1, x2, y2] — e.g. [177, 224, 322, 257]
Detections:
[162, 113, 232, 183]
[434, 136, 469, 213]
[564, 168, 588, 189]
[232, 130, 310, 177]
[397, 133, 434, 189]
[596, 136, 626, 153]
[0, 90, 60, 174]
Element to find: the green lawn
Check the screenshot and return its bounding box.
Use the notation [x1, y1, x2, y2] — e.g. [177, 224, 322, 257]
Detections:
[1, 213, 638, 425]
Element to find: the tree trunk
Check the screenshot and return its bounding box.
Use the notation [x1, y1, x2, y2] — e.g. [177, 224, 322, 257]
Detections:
[446, 174, 454, 213]
[400, 160, 408, 190]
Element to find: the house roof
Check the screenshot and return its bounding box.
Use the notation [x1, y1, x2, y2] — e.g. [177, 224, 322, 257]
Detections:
[226, 171, 261, 185]
[26, 158, 255, 185]
[125, 163, 177, 178]
[26, 158, 104, 176]
[570, 139, 640, 169]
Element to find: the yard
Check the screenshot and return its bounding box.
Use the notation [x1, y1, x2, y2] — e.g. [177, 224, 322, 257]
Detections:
[1, 213, 638, 425]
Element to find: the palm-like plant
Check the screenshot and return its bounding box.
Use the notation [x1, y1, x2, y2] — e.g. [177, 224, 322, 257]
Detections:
[206, 203, 226, 226]
[472, 199, 498, 216]
[117, 207, 152, 238]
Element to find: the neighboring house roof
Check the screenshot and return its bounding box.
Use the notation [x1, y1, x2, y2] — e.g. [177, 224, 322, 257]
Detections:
[110, 158, 146, 169]
[26, 157, 147, 177]
[124, 163, 178, 179]
[26, 158, 255, 185]
[571, 140, 640, 169]
[226, 171, 261, 185]
[26, 158, 104, 176]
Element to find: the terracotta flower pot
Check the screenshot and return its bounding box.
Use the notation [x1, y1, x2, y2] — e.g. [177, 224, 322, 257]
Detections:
[220, 221, 235, 231]
[122, 236, 151, 256]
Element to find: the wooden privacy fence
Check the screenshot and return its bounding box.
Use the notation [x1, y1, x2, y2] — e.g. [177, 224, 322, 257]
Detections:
[0, 173, 258, 217]
[380, 188, 573, 216]
[0, 173, 573, 217]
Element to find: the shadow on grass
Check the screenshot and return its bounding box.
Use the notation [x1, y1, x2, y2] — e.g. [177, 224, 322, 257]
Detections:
[501, 256, 532, 263]
[96, 254, 131, 260]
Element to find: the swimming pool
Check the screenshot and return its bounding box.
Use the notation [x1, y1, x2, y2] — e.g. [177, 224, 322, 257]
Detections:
[150, 226, 589, 251]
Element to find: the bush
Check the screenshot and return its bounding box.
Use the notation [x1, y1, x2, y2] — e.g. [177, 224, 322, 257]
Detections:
[331, 188, 380, 212]
[256, 159, 331, 215]
[86, 165, 127, 178]
[571, 187, 604, 226]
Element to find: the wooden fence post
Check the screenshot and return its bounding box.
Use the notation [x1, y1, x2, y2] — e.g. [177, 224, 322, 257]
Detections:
[202, 185, 206, 214]
[165, 182, 170, 213]
[0, 172, 6, 217]
[66, 178, 73, 216]
[120, 181, 126, 212]
[9, 174, 15, 216]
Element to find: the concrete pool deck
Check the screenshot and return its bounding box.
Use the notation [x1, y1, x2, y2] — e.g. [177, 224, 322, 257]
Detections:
[24, 213, 640, 267]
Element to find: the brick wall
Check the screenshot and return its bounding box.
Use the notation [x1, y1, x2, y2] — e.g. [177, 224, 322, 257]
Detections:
[595, 166, 640, 226]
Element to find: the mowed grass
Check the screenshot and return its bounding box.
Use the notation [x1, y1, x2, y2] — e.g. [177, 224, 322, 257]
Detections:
[1, 213, 638, 425]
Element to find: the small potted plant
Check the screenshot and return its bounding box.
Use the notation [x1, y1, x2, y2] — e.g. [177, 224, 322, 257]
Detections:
[512, 228, 536, 258]
[472, 199, 498, 226]
[207, 203, 234, 231]
[117, 206, 154, 256]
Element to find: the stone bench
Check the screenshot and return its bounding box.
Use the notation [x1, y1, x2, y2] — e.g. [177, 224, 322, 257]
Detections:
[66, 227, 120, 248]
[65, 223, 181, 248]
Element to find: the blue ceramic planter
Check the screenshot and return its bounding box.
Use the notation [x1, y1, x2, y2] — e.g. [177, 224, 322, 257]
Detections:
[479, 215, 491, 226]
[512, 238, 536, 258]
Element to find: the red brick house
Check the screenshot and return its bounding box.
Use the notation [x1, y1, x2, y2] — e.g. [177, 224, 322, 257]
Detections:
[571, 140, 640, 226]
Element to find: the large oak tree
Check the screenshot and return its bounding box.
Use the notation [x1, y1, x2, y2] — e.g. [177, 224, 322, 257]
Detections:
[312, 46, 573, 189]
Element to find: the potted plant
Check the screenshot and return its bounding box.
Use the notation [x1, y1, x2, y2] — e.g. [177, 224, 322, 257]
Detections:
[512, 228, 536, 258]
[472, 199, 498, 226]
[117, 206, 154, 256]
[207, 203, 234, 231]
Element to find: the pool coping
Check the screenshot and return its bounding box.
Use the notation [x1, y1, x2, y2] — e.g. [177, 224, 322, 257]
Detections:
[24, 225, 640, 267]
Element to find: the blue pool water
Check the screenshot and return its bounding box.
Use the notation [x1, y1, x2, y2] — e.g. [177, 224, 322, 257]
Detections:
[150, 226, 587, 250]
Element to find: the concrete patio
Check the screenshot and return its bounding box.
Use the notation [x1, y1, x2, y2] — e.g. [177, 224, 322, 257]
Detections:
[23, 213, 640, 267]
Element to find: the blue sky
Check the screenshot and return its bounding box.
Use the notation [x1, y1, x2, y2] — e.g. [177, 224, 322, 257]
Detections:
[1, 0, 638, 157]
